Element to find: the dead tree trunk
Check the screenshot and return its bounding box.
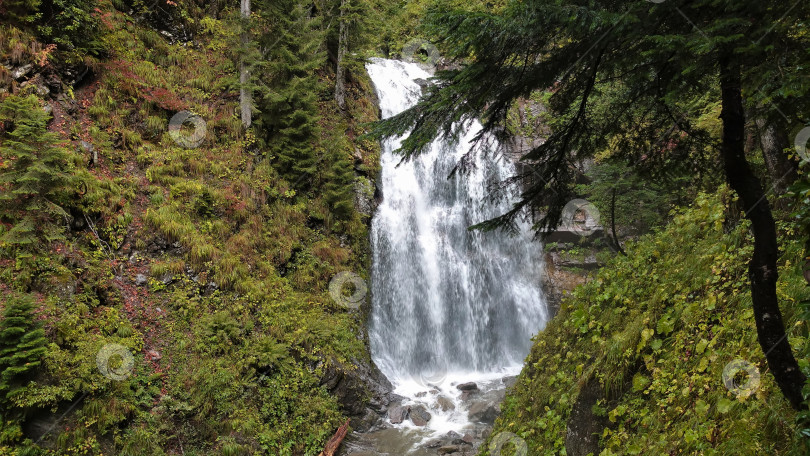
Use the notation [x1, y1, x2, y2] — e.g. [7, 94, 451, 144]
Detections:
[239, 0, 252, 128]
[334, 0, 349, 111]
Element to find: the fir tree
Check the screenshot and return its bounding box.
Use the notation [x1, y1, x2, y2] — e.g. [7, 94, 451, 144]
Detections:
[253, 0, 325, 188]
[322, 149, 356, 220]
[0, 294, 47, 404]
[0, 95, 74, 251]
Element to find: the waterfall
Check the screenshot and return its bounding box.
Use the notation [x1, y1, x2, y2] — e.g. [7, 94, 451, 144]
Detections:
[366, 58, 548, 433]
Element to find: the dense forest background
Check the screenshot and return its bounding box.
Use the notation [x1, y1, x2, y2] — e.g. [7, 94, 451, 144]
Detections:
[1, 0, 809, 455]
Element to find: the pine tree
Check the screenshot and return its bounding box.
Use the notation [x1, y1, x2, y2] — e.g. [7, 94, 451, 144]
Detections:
[0, 294, 47, 404]
[0, 95, 74, 250]
[322, 148, 356, 220]
[253, 0, 325, 188]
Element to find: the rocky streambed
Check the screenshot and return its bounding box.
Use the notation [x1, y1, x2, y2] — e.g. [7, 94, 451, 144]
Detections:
[338, 375, 516, 456]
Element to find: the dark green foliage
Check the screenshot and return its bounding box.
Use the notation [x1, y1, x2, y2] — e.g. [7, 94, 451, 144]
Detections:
[789, 171, 810, 256]
[576, 160, 673, 237]
[322, 149, 357, 220]
[0, 95, 74, 250]
[1, 0, 41, 23]
[36, 0, 104, 58]
[252, 0, 325, 188]
[371, 0, 810, 235]
[0, 294, 47, 404]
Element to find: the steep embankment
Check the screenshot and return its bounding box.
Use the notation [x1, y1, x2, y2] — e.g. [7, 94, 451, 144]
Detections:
[486, 191, 810, 455]
[1, 3, 392, 454]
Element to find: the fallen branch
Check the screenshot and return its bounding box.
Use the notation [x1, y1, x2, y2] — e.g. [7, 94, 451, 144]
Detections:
[84, 214, 114, 259]
[318, 419, 350, 456]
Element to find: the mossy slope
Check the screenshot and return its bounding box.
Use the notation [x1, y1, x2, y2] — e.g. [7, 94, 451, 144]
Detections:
[488, 191, 809, 455]
[0, 1, 383, 454]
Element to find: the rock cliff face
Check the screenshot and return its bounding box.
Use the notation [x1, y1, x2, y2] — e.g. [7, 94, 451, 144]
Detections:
[498, 96, 607, 317]
[321, 358, 402, 432]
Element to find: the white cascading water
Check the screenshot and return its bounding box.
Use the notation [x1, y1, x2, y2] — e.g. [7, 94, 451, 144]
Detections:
[366, 58, 548, 436]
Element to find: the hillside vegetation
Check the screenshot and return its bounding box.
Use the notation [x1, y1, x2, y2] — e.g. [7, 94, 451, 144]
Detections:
[2, 0, 810, 455]
[488, 190, 810, 454]
[0, 0, 394, 454]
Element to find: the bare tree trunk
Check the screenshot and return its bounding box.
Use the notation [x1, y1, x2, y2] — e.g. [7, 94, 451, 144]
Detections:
[334, 0, 349, 111]
[718, 52, 806, 410]
[756, 119, 797, 195]
[239, 0, 252, 128]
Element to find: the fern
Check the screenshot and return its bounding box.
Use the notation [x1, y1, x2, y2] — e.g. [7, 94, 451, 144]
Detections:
[0, 294, 47, 405]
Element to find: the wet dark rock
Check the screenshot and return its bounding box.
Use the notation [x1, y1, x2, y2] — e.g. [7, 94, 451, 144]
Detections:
[409, 405, 432, 426]
[565, 378, 611, 456]
[65, 99, 79, 115]
[438, 445, 460, 455]
[425, 439, 443, 448]
[355, 409, 382, 432]
[23, 396, 87, 442]
[414, 78, 431, 94]
[467, 400, 500, 424]
[12, 64, 33, 80]
[457, 382, 478, 392]
[20, 78, 49, 96]
[46, 73, 61, 93]
[435, 395, 455, 412]
[388, 405, 408, 424]
[320, 358, 394, 432]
